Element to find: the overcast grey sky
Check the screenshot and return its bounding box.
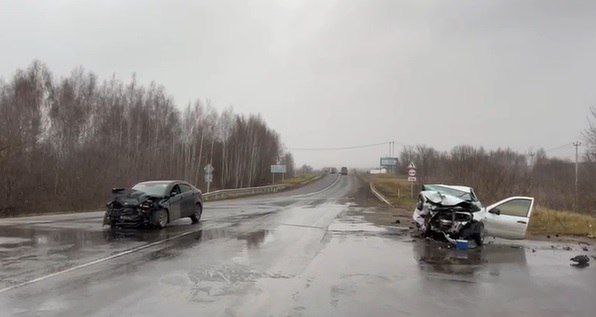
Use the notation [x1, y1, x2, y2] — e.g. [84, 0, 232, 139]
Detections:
[1, 0, 595, 168]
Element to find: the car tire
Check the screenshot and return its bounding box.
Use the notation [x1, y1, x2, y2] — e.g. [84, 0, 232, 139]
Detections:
[190, 203, 202, 224]
[460, 221, 484, 246]
[152, 209, 168, 229]
[474, 222, 485, 246]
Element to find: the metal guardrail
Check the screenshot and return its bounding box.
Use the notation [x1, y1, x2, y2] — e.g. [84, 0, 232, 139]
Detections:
[370, 183, 393, 207]
[202, 175, 322, 201]
[203, 184, 289, 201]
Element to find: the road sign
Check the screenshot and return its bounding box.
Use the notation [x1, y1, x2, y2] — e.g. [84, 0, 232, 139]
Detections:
[380, 157, 398, 167]
[270, 165, 286, 174]
[204, 164, 214, 192]
[407, 162, 416, 169]
[408, 176, 416, 182]
[408, 169, 416, 177]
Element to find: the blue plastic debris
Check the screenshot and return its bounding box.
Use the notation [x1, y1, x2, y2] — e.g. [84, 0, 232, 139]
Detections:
[455, 239, 469, 250]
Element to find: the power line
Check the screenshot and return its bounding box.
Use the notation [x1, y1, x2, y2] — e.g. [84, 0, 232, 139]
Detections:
[290, 141, 392, 151]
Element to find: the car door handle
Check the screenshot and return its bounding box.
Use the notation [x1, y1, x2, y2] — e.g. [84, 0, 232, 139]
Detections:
[517, 220, 527, 224]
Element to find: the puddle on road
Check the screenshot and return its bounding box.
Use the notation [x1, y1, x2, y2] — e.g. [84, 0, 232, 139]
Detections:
[237, 230, 273, 249]
[412, 238, 529, 275]
[328, 214, 409, 237]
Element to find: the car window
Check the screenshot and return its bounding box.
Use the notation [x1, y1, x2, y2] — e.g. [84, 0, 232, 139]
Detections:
[132, 182, 169, 196]
[170, 185, 181, 196]
[493, 199, 531, 217]
[179, 184, 192, 193]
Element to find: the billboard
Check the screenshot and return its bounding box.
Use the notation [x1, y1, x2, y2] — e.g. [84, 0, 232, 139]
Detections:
[380, 157, 398, 167]
[270, 164, 287, 174]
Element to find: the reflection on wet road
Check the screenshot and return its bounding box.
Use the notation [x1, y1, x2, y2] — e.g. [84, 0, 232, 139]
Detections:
[0, 175, 594, 316]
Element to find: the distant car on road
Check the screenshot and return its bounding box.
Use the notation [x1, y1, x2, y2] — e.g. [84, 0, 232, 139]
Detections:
[329, 167, 338, 174]
[103, 180, 203, 229]
[413, 184, 534, 246]
[340, 167, 348, 175]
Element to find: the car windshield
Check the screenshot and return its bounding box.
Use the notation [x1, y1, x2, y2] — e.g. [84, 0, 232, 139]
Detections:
[132, 182, 170, 197]
[425, 185, 475, 201]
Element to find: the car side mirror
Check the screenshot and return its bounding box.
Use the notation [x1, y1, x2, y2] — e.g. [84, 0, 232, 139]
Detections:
[489, 207, 501, 215]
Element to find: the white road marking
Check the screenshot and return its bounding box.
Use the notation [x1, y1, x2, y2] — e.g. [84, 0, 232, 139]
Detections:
[0, 229, 201, 294]
[288, 175, 341, 198]
[0, 175, 344, 294]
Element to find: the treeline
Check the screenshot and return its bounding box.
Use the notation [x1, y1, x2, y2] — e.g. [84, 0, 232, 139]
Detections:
[0, 61, 293, 215]
[399, 145, 596, 214]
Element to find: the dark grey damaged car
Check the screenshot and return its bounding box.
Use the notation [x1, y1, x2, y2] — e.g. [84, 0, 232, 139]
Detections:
[103, 180, 203, 229]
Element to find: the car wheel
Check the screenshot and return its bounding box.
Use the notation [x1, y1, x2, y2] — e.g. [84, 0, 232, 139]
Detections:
[153, 209, 168, 229]
[473, 222, 485, 246]
[190, 203, 202, 224]
[460, 221, 484, 246]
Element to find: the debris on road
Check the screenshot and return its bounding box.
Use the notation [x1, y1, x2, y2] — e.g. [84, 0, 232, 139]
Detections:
[570, 255, 590, 268]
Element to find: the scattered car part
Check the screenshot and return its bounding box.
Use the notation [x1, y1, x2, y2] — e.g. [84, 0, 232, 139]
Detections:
[570, 255, 590, 268]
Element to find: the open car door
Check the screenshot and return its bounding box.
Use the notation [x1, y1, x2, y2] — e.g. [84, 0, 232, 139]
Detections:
[483, 196, 534, 240]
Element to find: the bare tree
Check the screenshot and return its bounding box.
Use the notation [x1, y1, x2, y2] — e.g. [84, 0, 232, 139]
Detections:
[583, 106, 596, 161]
[0, 62, 287, 216]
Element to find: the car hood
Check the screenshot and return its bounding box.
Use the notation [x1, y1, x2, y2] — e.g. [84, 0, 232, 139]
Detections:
[110, 189, 163, 207]
[420, 190, 481, 211]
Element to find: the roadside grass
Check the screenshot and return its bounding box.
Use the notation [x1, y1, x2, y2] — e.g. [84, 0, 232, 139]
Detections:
[283, 173, 319, 186]
[368, 174, 417, 210]
[366, 173, 596, 238]
[528, 207, 596, 238]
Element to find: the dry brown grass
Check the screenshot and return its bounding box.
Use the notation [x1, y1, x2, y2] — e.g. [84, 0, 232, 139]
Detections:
[283, 174, 318, 186]
[368, 174, 417, 210]
[528, 207, 596, 238]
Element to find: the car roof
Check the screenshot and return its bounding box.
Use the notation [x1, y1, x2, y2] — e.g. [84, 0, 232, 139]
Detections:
[136, 180, 179, 185]
[425, 184, 473, 193]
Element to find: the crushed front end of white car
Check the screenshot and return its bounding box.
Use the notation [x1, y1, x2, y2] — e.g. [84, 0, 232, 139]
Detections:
[413, 184, 535, 247]
[413, 185, 485, 247]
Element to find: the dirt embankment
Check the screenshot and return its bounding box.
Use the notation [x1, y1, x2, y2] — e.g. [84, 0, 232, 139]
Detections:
[351, 174, 413, 228]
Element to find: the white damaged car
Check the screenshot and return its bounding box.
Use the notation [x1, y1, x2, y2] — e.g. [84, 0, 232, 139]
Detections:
[413, 184, 534, 247]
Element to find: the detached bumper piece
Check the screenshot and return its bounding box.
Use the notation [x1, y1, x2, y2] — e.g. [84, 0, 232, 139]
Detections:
[105, 207, 150, 227]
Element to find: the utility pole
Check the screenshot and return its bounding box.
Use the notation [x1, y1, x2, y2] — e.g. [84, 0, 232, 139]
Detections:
[573, 141, 581, 212]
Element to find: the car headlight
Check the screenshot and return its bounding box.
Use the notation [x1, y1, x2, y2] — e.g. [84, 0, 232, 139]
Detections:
[139, 202, 153, 211]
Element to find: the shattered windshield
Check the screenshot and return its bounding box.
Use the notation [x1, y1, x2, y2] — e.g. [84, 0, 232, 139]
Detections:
[424, 185, 475, 201]
[132, 182, 169, 197]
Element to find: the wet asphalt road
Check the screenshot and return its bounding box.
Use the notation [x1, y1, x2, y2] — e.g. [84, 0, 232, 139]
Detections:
[0, 175, 595, 316]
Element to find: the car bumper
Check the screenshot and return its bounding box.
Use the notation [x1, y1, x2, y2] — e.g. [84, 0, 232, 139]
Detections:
[104, 208, 150, 227]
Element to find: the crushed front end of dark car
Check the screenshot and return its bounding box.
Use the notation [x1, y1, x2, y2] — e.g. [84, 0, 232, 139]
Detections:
[103, 188, 164, 227]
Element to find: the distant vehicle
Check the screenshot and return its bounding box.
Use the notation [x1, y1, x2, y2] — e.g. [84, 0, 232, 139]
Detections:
[103, 180, 203, 229]
[340, 167, 348, 175]
[412, 184, 534, 247]
[330, 168, 338, 174]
